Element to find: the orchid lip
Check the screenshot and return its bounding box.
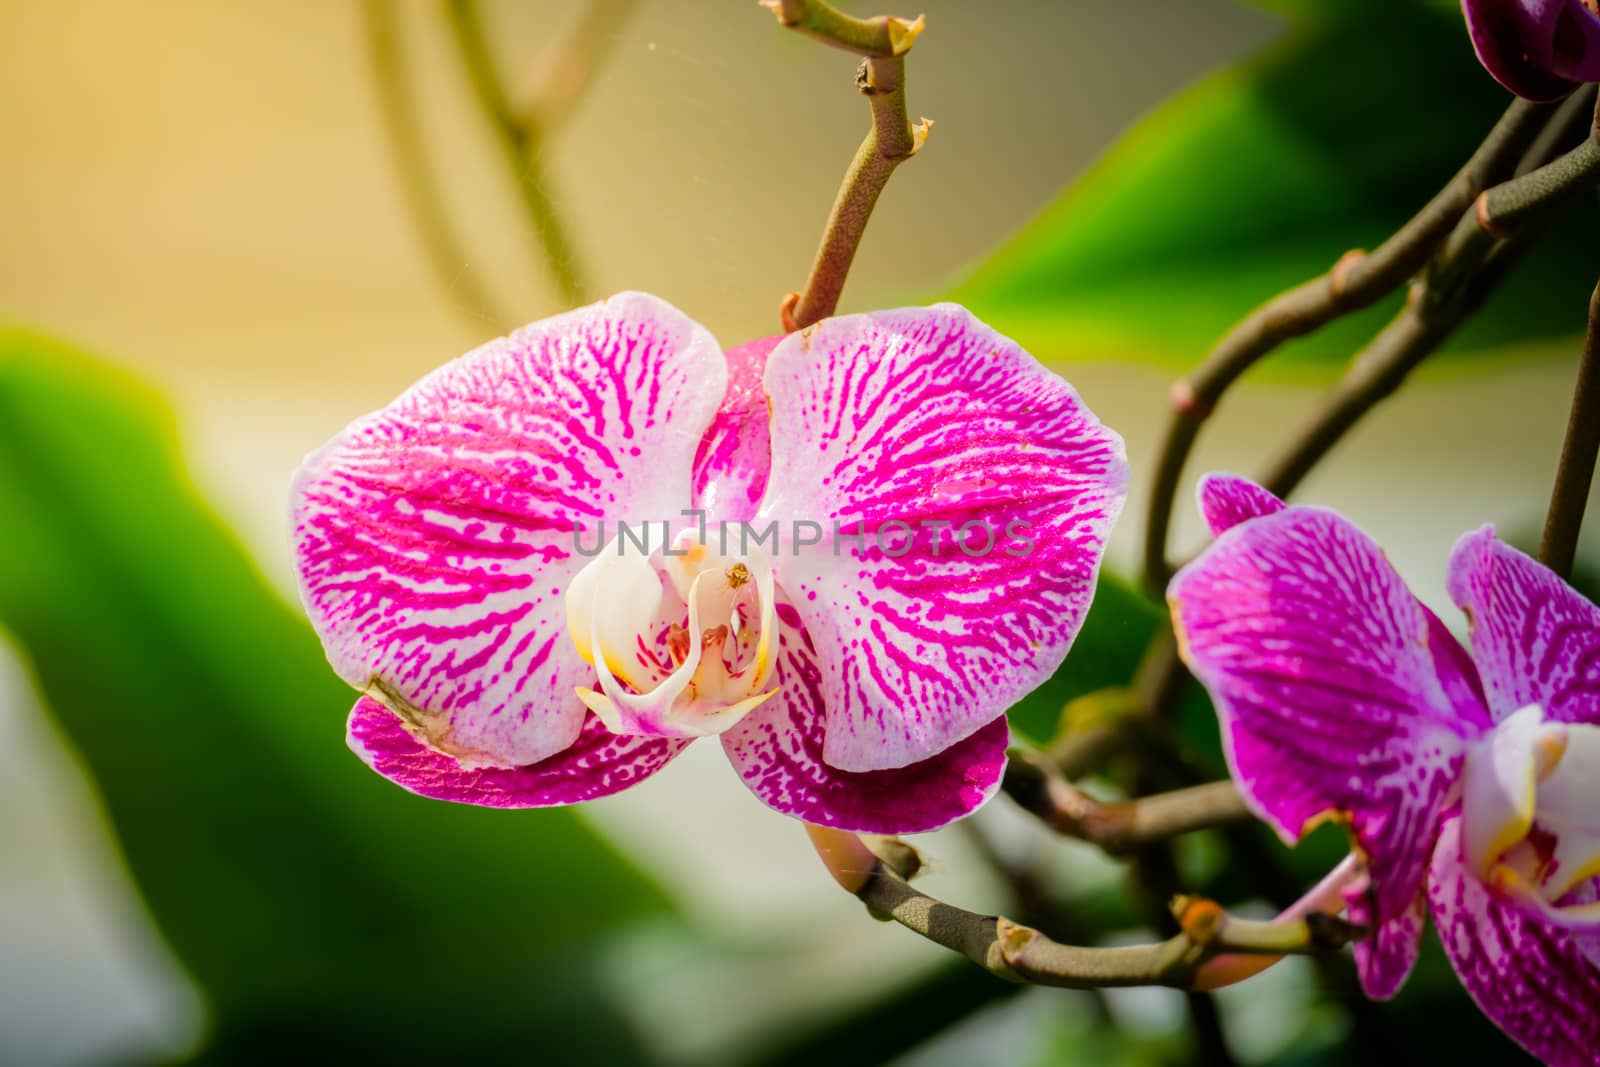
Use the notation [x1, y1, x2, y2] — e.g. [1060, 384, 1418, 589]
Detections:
[1461, 703, 1600, 926]
[565, 529, 779, 739]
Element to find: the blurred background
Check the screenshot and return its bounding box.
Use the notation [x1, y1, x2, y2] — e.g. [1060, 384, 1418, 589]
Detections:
[1, 1, 1594, 1064]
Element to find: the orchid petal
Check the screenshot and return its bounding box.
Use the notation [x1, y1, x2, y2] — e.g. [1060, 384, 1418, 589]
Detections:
[1447, 526, 1600, 727]
[292, 293, 727, 767]
[1426, 602, 1493, 727]
[346, 696, 691, 807]
[565, 537, 664, 692]
[721, 604, 1009, 832]
[1462, 0, 1600, 100]
[758, 305, 1127, 772]
[1461, 704, 1546, 879]
[1346, 882, 1429, 1000]
[1196, 472, 1285, 537]
[1574, 881, 1600, 972]
[1169, 506, 1484, 937]
[1196, 474, 1488, 716]
[692, 335, 780, 524]
[1429, 815, 1600, 1065]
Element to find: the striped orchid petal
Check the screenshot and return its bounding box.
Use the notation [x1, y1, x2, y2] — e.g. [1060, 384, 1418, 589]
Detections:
[1346, 884, 1430, 1000]
[1196, 472, 1285, 537]
[1429, 815, 1600, 1066]
[720, 602, 1009, 832]
[757, 305, 1128, 772]
[1447, 526, 1600, 727]
[1168, 505, 1488, 995]
[292, 293, 727, 770]
[346, 696, 691, 807]
[692, 335, 779, 524]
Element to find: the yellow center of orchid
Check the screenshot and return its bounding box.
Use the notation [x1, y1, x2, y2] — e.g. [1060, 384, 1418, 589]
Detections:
[563, 528, 778, 738]
[1460, 704, 1600, 927]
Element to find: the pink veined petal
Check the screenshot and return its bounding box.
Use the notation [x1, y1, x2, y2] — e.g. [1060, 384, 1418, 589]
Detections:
[1447, 525, 1600, 727]
[1195, 474, 1489, 722]
[1425, 602, 1493, 727]
[292, 292, 728, 767]
[1461, 0, 1600, 100]
[346, 696, 692, 807]
[1195, 473, 1490, 719]
[1346, 882, 1428, 1000]
[692, 335, 780, 524]
[1196, 472, 1285, 537]
[1428, 815, 1600, 1067]
[1168, 506, 1486, 937]
[758, 304, 1128, 772]
[1574, 880, 1600, 972]
[720, 603, 1009, 833]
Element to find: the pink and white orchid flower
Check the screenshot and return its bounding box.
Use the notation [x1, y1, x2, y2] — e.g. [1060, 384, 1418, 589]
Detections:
[1169, 474, 1600, 1065]
[291, 293, 1127, 833]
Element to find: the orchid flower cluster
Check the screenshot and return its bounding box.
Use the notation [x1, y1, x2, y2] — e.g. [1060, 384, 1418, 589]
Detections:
[288, 2, 1600, 1062]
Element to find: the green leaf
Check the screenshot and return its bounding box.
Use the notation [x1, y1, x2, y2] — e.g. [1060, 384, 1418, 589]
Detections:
[1005, 571, 1163, 745]
[952, 2, 1598, 372]
[0, 329, 672, 1061]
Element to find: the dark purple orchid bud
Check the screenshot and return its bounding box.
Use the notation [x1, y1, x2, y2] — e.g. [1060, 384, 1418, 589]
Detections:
[1462, 0, 1600, 99]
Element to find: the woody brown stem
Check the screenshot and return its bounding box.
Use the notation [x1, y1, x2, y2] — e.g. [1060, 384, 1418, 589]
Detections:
[768, 1, 928, 328]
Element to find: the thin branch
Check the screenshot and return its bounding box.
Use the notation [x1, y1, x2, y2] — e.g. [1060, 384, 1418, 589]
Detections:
[516, 0, 638, 136]
[804, 827, 1363, 991]
[1140, 95, 1558, 595]
[1541, 278, 1600, 578]
[445, 0, 588, 308]
[1513, 85, 1600, 177]
[1002, 749, 1249, 855]
[763, 0, 924, 57]
[1118, 98, 1600, 750]
[363, 0, 511, 332]
[1262, 119, 1600, 498]
[769, 1, 929, 329]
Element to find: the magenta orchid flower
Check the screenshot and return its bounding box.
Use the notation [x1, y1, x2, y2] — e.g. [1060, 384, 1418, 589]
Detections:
[1168, 474, 1600, 1065]
[290, 292, 1127, 834]
[1462, 0, 1600, 100]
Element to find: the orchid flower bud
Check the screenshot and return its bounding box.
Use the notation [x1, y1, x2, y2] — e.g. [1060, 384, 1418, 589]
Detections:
[1462, 0, 1600, 100]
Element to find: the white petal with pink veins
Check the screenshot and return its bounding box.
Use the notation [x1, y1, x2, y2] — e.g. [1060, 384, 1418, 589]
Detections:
[758, 304, 1127, 772]
[292, 293, 727, 768]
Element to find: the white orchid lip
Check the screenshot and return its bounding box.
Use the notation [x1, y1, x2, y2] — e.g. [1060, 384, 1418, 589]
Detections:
[565, 529, 778, 739]
[1461, 703, 1600, 926]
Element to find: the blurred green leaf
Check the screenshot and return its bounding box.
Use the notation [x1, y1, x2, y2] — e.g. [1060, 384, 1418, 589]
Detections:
[1006, 572, 1225, 783]
[0, 329, 673, 1062]
[1005, 571, 1159, 745]
[953, 1, 1598, 372]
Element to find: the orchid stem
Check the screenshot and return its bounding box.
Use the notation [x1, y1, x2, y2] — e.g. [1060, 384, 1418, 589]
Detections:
[809, 828, 1362, 990]
[446, 0, 589, 309]
[363, 0, 511, 333]
[1140, 95, 1558, 596]
[1117, 95, 1600, 755]
[767, 1, 927, 329]
[766, 0, 923, 56]
[1263, 112, 1600, 499]
[1002, 750, 1249, 855]
[1540, 279, 1600, 579]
